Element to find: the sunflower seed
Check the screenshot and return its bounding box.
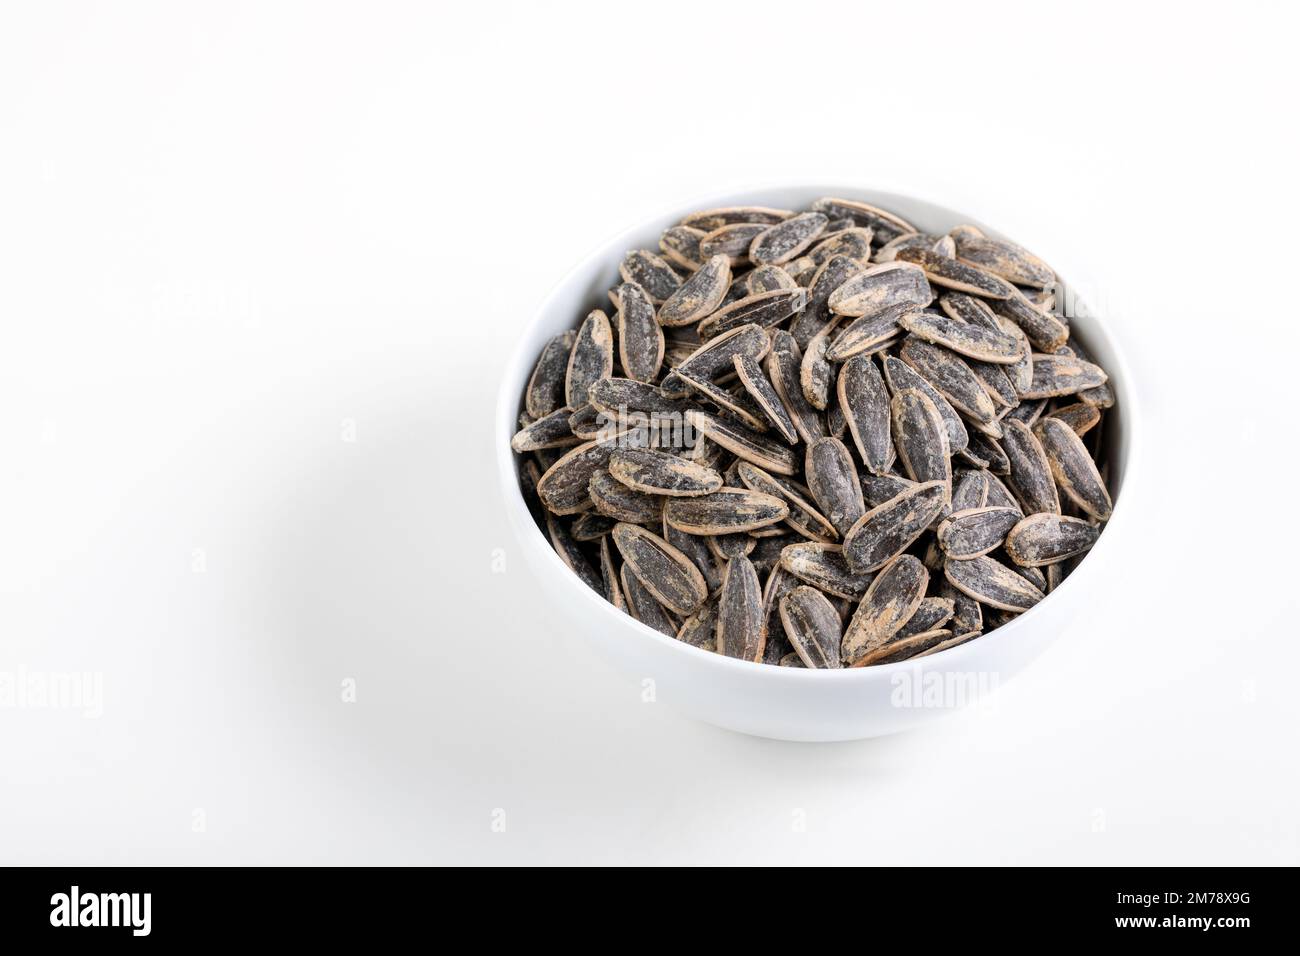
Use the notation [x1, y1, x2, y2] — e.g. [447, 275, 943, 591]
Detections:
[675, 593, 719, 650]
[838, 353, 895, 474]
[675, 366, 770, 431]
[609, 446, 722, 497]
[573, 511, 616, 541]
[953, 235, 1054, 288]
[1035, 417, 1113, 519]
[902, 311, 1023, 369]
[698, 287, 807, 340]
[1005, 513, 1101, 566]
[590, 469, 664, 523]
[1047, 402, 1102, 436]
[673, 322, 771, 387]
[665, 521, 722, 591]
[965, 431, 1010, 473]
[761, 566, 799, 664]
[779, 586, 843, 668]
[894, 247, 1016, 299]
[944, 554, 1045, 612]
[610, 521, 708, 618]
[537, 438, 617, 514]
[664, 486, 789, 535]
[683, 207, 792, 231]
[811, 197, 917, 243]
[825, 307, 908, 362]
[598, 536, 625, 610]
[897, 596, 956, 638]
[890, 388, 952, 497]
[898, 335, 998, 426]
[750, 211, 829, 265]
[732, 354, 799, 444]
[860, 472, 917, 508]
[737, 461, 838, 543]
[842, 480, 949, 573]
[616, 282, 664, 382]
[586, 377, 695, 421]
[940, 580, 983, 633]
[800, 330, 833, 410]
[564, 310, 616, 408]
[805, 438, 866, 537]
[931, 235, 956, 257]
[1020, 353, 1108, 399]
[1004, 397, 1048, 427]
[658, 254, 731, 327]
[765, 330, 826, 446]
[685, 409, 798, 475]
[874, 232, 940, 262]
[527, 331, 576, 418]
[936, 506, 1021, 559]
[792, 253, 862, 347]
[717, 555, 764, 660]
[842, 554, 929, 665]
[853, 628, 954, 666]
[970, 359, 1018, 409]
[620, 250, 682, 303]
[621, 563, 677, 636]
[1001, 419, 1061, 514]
[914, 629, 983, 659]
[779, 542, 874, 600]
[699, 223, 768, 265]
[511, 406, 580, 453]
[659, 225, 706, 271]
[995, 290, 1069, 352]
[779, 653, 805, 667]
[951, 470, 991, 512]
[880, 353, 969, 454]
[544, 511, 604, 596]
[828, 262, 933, 318]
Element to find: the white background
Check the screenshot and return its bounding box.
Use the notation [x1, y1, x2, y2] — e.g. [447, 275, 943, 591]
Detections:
[2, 1, 1297, 865]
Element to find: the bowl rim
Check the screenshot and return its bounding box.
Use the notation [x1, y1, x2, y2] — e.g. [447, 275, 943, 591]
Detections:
[495, 182, 1141, 681]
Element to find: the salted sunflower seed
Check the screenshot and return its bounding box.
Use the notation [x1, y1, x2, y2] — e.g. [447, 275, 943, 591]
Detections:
[897, 596, 956, 638]
[808, 228, 873, 266]
[779, 586, 843, 668]
[765, 330, 827, 446]
[1001, 419, 1061, 515]
[842, 554, 929, 666]
[590, 469, 664, 523]
[951, 469, 991, 512]
[699, 222, 768, 265]
[905, 304, 1022, 363]
[860, 472, 917, 508]
[936, 506, 1021, 559]
[899, 335, 998, 425]
[620, 250, 682, 303]
[717, 555, 764, 660]
[825, 307, 907, 362]
[1005, 513, 1101, 566]
[793, 253, 862, 348]
[749, 211, 829, 265]
[880, 354, 968, 454]
[1048, 401, 1102, 436]
[944, 555, 1045, 612]
[890, 388, 952, 497]
[537, 438, 617, 514]
[682, 206, 792, 231]
[914, 629, 982, 659]
[511, 406, 580, 453]
[685, 409, 798, 476]
[598, 536, 625, 610]
[996, 290, 1069, 353]
[737, 461, 838, 543]
[526, 331, 576, 418]
[698, 287, 807, 340]
[673, 322, 770, 387]
[894, 247, 1016, 299]
[565, 310, 615, 408]
[953, 234, 1054, 288]
[1035, 417, 1113, 519]
[732, 354, 799, 444]
[665, 522, 722, 593]
[586, 377, 695, 420]
[805, 437, 866, 538]
[621, 563, 677, 636]
[874, 231, 939, 263]
[664, 486, 789, 535]
[841, 480, 949, 574]
[676, 593, 719, 650]
[675, 366, 770, 431]
[659, 225, 706, 272]
[745, 264, 797, 294]
[838, 353, 895, 475]
[800, 330, 833, 410]
[811, 197, 917, 243]
[709, 532, 755, 561]
[573, 511, 616, 541]
[616, 282, 664, 383]
[828, 262, 933, 318]
[545, 512, 604, 594]
[658, 254, 731, 327]
[965, 431, 1010, 473]
[1020, 352, 1108, 399]
[611, 522, 708, 617]
[855, 628, 957, 665]
[779, 542, 874, 600]
[608, 446, 722, 497]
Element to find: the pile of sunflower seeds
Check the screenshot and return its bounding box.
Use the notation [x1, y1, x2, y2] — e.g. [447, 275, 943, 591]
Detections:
[511, 197, 1114, 668]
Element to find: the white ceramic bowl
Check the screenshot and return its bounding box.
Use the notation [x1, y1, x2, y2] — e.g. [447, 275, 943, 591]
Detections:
[496, 185, 1138, 741]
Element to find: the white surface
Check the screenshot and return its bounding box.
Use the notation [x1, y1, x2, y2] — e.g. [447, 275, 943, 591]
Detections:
[498, 184, 1141, 742]
[1, 1, 1296, 864]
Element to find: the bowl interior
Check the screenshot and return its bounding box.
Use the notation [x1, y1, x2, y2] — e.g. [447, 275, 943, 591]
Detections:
[497, 185, 1134, 676]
